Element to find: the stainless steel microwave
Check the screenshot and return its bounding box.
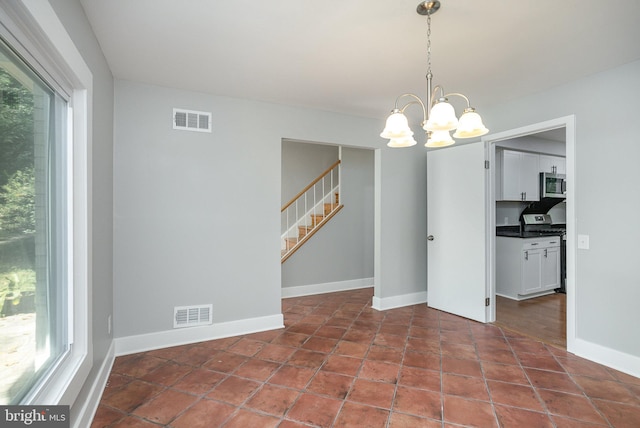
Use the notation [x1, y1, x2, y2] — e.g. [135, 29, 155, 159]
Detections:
[540, 172, 566, 198]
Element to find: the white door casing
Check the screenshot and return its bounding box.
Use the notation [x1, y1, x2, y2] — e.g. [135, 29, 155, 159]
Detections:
[484, 115, 575, 352]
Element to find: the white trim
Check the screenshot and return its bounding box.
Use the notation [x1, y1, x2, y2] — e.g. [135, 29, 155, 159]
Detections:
[482, 115, 576, 351]
[281, 279, 373, 299]
[372, 291, 428, 311]
[115, 314, 284, 356]
[572, 338, 640, 379]
[70, 341, 115, 428]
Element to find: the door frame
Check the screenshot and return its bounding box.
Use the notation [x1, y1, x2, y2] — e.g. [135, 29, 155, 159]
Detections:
[482, 115, 576, 352]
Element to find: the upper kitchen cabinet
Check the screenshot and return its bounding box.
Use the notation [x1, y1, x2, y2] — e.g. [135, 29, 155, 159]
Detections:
[539, 154, 566, 175]
[496, 150, 540, 201]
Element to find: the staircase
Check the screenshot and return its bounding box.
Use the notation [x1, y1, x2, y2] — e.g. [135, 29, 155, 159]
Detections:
[281, 161, 343, 263]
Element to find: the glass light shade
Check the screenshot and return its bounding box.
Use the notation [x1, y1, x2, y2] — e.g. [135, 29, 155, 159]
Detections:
[424, 100, 458, 132]
[425, 130, 455, 148]
[380, 111, 413, 139]
[453, 109, 489, 138]
[387, 136, 417, 148]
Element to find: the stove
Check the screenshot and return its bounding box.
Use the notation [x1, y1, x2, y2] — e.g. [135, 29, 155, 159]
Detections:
[521, 214, 565, 234]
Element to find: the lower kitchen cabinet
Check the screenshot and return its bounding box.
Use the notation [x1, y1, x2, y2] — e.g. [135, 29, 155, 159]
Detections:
[496, 236, 561, 300]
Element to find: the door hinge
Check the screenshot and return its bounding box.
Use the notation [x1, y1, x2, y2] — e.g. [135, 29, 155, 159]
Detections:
[484, 160, 490, 169]
[485, 297, 490, 306]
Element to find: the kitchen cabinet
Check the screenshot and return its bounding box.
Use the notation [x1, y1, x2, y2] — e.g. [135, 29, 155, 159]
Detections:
[496, 236, 561, 300]
[496, 150, 539, 201]
[539, 155, 566, 175]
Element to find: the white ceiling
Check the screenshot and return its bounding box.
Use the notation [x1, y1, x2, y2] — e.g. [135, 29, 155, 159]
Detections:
[79, 0, 640, 120]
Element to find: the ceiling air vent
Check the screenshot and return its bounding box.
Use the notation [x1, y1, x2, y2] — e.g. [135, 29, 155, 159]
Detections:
[173, 108, 212, 133]
[173, 304, 213, 328]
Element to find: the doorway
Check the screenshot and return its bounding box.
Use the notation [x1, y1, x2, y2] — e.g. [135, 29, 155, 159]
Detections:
[485, 116, 575, 351]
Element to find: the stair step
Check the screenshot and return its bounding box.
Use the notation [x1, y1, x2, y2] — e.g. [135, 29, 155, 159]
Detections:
[285, 237, 299, 250]
[310, 214, 324, 226]
[298, 225, 314, 237]
[323, 203, 338, 215]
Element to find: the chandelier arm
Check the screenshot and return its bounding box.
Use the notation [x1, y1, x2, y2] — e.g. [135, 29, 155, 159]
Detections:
[394, 93, 428, 124]
[428, 84, 445, 110]
[443, 92, 472, 109]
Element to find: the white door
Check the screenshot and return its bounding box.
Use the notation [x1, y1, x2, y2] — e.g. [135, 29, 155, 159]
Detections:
[427, 142, 488, 323]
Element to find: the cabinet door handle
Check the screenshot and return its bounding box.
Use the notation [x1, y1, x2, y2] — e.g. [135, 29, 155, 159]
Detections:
[544, 249, 548, 258]
[524, 250, 528, 260]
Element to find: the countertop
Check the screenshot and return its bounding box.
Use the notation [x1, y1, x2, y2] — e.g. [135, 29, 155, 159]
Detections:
[496, 226, 565, 239]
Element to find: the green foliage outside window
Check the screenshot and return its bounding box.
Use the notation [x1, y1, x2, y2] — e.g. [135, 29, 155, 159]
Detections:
[0, 167, 35, 235]
[0, 67, 35, 237]
[0, 66, 36, 315]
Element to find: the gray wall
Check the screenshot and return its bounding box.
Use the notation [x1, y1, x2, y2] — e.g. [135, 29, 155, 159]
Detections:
[484, 59, 640, 358]
[281, 140, 339, 204]
[282, 144, 374, 287]
[113, 79, 425, 338]
[376, 148, 428, 300]
[48, 0, 114, 418]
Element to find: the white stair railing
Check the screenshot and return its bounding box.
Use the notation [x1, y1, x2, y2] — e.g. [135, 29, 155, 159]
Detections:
[281, 160, 342, 262]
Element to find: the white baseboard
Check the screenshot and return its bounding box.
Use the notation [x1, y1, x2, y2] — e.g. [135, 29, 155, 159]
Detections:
[496, 291, 555, 301]
[281, 278, 373, 299]
[115, 314, 284, 356]
[72, 340, 115, 428]
[571, 337, 640, 379]
[371, 290, 428, 311]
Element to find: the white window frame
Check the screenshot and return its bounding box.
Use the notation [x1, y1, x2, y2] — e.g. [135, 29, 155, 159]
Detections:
[0, 0, 92, 406]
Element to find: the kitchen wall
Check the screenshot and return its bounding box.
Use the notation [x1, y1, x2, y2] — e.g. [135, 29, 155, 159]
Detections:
[497, 202, 566, 226]
[113, 79, 427, 347]
[484, 59, 640, 373]
[496, 201, 526, 226]
[281, 143, 374, 293]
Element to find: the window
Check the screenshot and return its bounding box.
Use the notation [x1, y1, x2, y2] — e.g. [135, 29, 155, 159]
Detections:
[0, 1, 91, 407]
[0, 35, 69, 405]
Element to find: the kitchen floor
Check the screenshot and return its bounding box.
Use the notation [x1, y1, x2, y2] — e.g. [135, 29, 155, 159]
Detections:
[91, 289, 640, 427]
[494, 293, 566, 348]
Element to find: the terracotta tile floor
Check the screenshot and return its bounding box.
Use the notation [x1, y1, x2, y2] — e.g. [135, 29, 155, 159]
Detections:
[91, 289, 640, 427]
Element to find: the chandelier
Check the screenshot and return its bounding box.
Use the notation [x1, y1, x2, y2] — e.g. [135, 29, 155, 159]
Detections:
[380, 1, 489, 148]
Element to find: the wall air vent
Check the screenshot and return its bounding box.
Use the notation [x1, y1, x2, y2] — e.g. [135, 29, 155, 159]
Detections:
[173, 108, 212, 133]
[173, 304, 213, 328]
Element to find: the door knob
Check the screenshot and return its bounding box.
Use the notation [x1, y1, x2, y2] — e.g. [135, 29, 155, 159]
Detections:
[427, 235, 434, 241]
